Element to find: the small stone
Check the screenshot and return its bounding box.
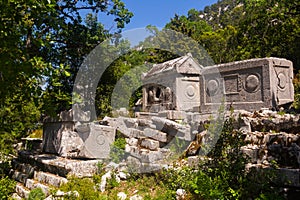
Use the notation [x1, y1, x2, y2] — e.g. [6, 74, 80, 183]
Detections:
[117, 192, 127, 200]
[118, 171, 127, 180]
[130, 194, 143, 200]
[115, 174, 121, 183]
[55, 190, 66, 196]
[99, 171, 112, 192]
[176, 188, 186, 200]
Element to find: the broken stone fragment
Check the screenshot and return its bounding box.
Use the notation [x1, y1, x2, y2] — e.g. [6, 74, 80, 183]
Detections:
[140, 138, 160, 150]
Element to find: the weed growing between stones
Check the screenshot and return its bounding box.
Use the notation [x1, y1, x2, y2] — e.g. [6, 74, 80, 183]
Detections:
[109, 130, 127, 163]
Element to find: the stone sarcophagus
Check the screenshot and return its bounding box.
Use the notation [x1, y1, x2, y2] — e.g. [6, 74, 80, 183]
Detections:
[42, 109, 116, 159]
[142, 53, 203, 112]
[142, 56, 294, 114]
[200, 57, 294, 112]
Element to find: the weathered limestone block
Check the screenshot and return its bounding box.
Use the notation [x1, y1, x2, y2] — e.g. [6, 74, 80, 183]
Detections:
[187, 156, 200, 168]
[244, 131, 265, 145]
[140, 138, 160, 150]
[25, 179, 50, 196]
[103, 117, 129, 135]
[144, 128, 167, 142]
[15, 183, 30, 199]
[152, 116, 188, 134]
[42, 122, 75, 154]
[151, 116, 195, 141]
[123, 118, 138, 128]
[125, 145, 163, 163]
[125, 138, 139, 146]
[136, 118, 154, 127]
[58, 130, 85, 158]
[43, 118, 116, 159]
[175, 128, 197, 141]
[34, 171, 68, 188]
[200, 57, 294, 113]
[128, 128, 144, 138]
[250, 113, 300, 133]
[82, 124, 116, 159]
[241, 145, 261, 163]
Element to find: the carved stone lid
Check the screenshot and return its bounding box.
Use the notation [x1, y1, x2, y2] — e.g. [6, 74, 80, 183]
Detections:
[142, 53, 203, 79]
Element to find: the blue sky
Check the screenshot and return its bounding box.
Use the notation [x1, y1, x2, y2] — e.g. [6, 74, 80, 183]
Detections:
[99, 0, 218, 31]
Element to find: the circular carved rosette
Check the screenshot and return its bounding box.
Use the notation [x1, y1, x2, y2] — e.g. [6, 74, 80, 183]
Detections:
[185, 85, 196, 99]
[244, 74, 260, 93]
[206, 79, 219, 96]
[96, 134, 106, 146]
[278, 72, 287, 90]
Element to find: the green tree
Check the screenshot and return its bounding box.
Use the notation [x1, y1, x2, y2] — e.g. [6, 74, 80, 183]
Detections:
[236, 0, 300, 68]
[0, 0, 133, 156]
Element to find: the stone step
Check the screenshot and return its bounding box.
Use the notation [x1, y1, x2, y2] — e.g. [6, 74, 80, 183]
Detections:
[17, 150, 99, 177]
[25, 178, 50, 196]
[10, 170, 30, 184]
[34, 171, 68, 187]
[11, 159, 35, 177]
[15, 183, 30, 199]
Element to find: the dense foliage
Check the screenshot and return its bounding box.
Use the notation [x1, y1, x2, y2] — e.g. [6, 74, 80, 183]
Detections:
[0, 0, 132, 154]
[166, 0, 300, 68]
[0, 1, 132, 197]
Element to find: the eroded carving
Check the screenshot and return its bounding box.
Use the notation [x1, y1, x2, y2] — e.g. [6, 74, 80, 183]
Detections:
[206, 79, 219, 96]
[245, 74, 260, 93]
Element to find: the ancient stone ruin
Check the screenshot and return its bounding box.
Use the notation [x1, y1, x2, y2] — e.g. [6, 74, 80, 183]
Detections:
[11, 55, 300, 198]
[142, 54, 294, 113]
[40, 56, 294, 160]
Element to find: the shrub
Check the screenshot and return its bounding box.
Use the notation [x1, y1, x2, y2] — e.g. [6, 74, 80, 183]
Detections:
[58, 176, 104, 200]
[28, 187, 45, 200]
[0, 176, 16, 200]
[157, 113, 284, 199]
